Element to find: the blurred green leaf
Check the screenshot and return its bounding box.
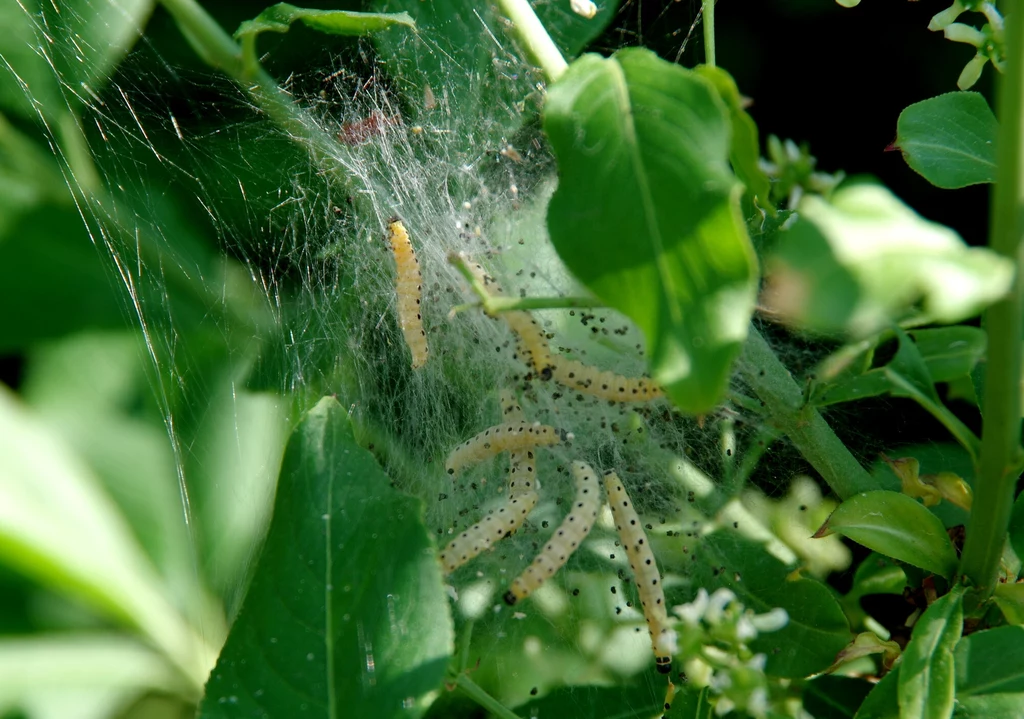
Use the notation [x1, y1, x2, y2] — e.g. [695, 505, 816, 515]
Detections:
[235, 4, 413, 41]
[954, 694, 1024, 718]
[854, 668, 899, 719]
[0, 0, 64, 119]
[803, 675, 874, 719]
[898, 584, 965, 719]
[198, 396, 452, 718]
[0, 383, 212, 692]
[686, 531, 850, 678]
[954, 626, 1024, 696]
[993, 582, 1024, 625]
[545, 49, 758, 414]
[816, 490, 958, 579]
[693, 65, 772, 212]
[895, 92, 997, 189]
[815, 327, 986, 407]
[0, 634, 186, 712]
[764, 183, 1013, 337]
[371, 0, 618, 156]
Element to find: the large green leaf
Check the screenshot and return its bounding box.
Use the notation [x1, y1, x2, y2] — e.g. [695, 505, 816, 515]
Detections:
[895, 92, 997, 189]
[954, 626, 1024, 696]
[764, 183, 1013, 337]
[198, 397, 452, 718]
[954, 693, 1024, 718]
[803, 675, 874, 719]
[898, 584, 965, 719]
[815, 490, 958, 579]
[545, 49, 758, 414]
[512, 675, 667, 719]
[686, 531, 851, 678]
[0, 384, 212, 691]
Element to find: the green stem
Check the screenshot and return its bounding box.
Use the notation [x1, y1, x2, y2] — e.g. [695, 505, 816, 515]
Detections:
[739, 327, 876, 499]
[702, 0, 716, 67]
[455, 674, 523, 719]
[495, 0, 568, 82]
[959, 3, 1024, 595]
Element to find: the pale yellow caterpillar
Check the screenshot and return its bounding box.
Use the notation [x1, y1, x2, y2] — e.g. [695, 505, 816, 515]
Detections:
[388, 219, 428, 369]
[499, 390, 538, 497]
[439, 490, 539, 575]
[504, 461, 602, 605]
[602, 470, 676, 674]
[460, 257, 660, 398]
[550, 358, 663, 402]
[445, 421, 564, 476]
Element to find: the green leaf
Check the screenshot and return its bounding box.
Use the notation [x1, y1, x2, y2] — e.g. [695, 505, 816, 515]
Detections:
[854, 668, 900, 719]
[816, 327, 986, 407]
[898, 584, 966, 719]
[0, 384, 211, 691]
[954, 626, 1024, 696]
[895, 92, 997, 189]
[816, 490, 958, 578]
[198, 397, 452, 718]
[686, 531, 851, 678]
[0, 0, 63, 119]
[993, 582, 1024, 625]
[954, 693, 1024, 718]
[545, 49, 758, 414]
[235, 3, 414, 41]
[803, 675, 874, 719]
[693, 65, 773, 211]
[764, 183, 1013, 337]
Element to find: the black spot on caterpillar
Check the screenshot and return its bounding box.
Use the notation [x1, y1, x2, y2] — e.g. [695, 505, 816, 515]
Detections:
[388, 219, 428, 369]
[499, 390, 538, 496]
[445, 421, 564, 476]
[504, 461, 602, 605]
[602, 470, 676, 674]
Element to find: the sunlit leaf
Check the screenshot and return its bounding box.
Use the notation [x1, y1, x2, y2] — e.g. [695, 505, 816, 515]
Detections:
[545, 49, 758, 414]
[235, 3, 414, 41]
[894, 92, 997, 189]
[954, 626, 1024, 696]
[815, 490, 958, 578]
[198, 397, 453, 718]
[993, 583, 1024, 625]
[954, 693, 1024, 719]
[764, 183, 1013, 337]
[898, 584, 965, 719]
[693, 65, 773, 211]
[0, 384, 212, 691]
[686, 531, 850, 678]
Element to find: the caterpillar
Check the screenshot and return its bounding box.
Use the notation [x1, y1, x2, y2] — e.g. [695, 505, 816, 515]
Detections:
[439, 490, 539, 575]
[460, 257, 660, 398]
[388, 219, 429, 369]
[499, 390, 538, 497]
[550, 358, 662, 402]
[602, 470, 677, 674]
[504, 461, 602, 605]
[445, 421, 564, 476]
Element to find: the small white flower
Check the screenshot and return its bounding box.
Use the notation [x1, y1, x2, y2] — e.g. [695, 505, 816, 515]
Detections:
[570, 0, 598, 18]
[705, 588, 736, 625]
[748, 687, 769, 717]
[674, 588, 709, 626]
[735, 615, 757, 641]
[929, 0, 967, 31]
[715, 697, 735, 716]
[751, 607, 788, 633]
[747, 653, 767, 672]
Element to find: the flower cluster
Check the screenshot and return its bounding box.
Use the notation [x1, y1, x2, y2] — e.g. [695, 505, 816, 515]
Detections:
[672, 588, 789, 718]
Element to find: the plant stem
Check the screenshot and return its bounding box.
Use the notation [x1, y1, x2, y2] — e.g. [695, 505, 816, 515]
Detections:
[959, 3, 1024, 595]
[702, 0, 716, 67]
[739, 327, 876, 499]
[495, 0, 568, 82]
[455, 674, 523, 719]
